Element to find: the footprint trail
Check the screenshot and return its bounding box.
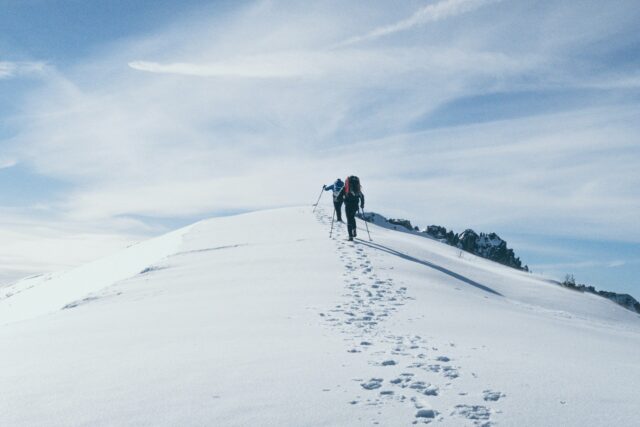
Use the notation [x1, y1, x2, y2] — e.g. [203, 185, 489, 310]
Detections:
[314, 207, 505, 425]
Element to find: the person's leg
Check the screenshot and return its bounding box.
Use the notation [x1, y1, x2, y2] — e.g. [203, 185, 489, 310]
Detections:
[346, 205, 357, 239]
[333, 200, 343, 221]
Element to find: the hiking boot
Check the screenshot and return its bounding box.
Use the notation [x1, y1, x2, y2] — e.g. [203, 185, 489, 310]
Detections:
[348, 236, 353, 241]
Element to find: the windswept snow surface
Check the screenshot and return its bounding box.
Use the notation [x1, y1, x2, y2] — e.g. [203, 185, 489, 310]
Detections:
[1, 206, 639, 426]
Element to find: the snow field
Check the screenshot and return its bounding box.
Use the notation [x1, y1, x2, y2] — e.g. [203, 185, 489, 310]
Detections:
[1, 205, 639, 426]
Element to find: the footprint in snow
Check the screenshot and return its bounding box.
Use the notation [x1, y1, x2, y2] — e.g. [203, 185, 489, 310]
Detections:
[451, 404, 493, 426]
[415, 408, 438, 420]
[482, 390, 505, 402]
[321, 212, 500, 424]
[361, 378, 384, 390]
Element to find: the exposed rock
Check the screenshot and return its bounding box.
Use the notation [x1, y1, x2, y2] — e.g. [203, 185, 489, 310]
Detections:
[561, 275, 640, 314]
[388, 218, 413, 230]
[426, 227, 526, 271]
[363, 213, 526, 271]
[597, 291, 640, 313]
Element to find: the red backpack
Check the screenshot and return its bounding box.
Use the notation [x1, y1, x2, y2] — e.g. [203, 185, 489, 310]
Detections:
[344, 176, 361, 195]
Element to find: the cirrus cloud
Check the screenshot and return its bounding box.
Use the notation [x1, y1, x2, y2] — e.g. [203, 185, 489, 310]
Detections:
[0, 61, 46, 79]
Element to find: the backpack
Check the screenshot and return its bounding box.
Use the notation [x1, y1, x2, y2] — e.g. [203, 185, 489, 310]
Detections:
[345, 176, 361, 195]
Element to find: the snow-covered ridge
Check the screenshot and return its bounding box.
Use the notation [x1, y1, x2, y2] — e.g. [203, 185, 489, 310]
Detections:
[558, 275, 640, 314]
[361, 211, 640, 314]
[0, 223, 194, 326]
[361, 212, 527, 270]
[1, 206, 639, 426]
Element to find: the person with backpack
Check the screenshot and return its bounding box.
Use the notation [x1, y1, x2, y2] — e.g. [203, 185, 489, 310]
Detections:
[337, 176, 365, 241]
[323, 178, 345, 222]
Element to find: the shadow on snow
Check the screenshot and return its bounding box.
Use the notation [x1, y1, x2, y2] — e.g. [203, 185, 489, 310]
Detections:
[356, 240, 503, 297]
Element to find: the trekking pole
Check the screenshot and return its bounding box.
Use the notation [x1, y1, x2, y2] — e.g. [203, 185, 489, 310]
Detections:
[312, 187, 324, 212]
[360, 207, 372, 241]
[329, 208, 336, 238]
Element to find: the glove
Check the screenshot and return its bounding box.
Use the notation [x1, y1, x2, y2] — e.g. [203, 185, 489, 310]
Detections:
[322, 185, 326, 189]
[360, 204, 364, 209]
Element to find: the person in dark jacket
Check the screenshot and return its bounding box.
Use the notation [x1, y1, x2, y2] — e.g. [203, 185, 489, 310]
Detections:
[337, 176, 364, 241]
[323, 178, 345, 222]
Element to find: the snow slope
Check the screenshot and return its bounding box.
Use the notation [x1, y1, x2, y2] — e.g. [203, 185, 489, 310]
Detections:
[1, 206, 639, 426]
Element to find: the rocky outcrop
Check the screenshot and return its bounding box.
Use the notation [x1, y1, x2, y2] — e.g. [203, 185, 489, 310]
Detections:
[388, 219, 414, 231]
[561, 276, 640, 314]
[598, 291, 640, 313]
[361, 213, 528, 272]
[424, 227, 527, 271]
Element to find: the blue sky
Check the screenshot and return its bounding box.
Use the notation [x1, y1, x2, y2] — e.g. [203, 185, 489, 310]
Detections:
[0, 0, 227, 58]
[1, 0, 639, 298]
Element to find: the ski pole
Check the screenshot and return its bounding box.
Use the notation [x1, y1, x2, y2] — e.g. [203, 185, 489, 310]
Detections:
[360, 207, 372, 241]
[312, 186, 324, 212]
[329, 208, 336, 238]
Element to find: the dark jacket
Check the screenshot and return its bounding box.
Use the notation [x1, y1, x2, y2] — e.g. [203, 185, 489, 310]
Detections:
[337, 187, 364, 209]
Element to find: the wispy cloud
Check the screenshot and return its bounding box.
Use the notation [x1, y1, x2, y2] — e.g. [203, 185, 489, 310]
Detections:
[129, 47, 535, 80]
[608, 260, 626, 268]
[128, 57, 314, 79]
[0, 158, 17, 169]
[0, 61, 46, 79]
[337, 0, 502, 47]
